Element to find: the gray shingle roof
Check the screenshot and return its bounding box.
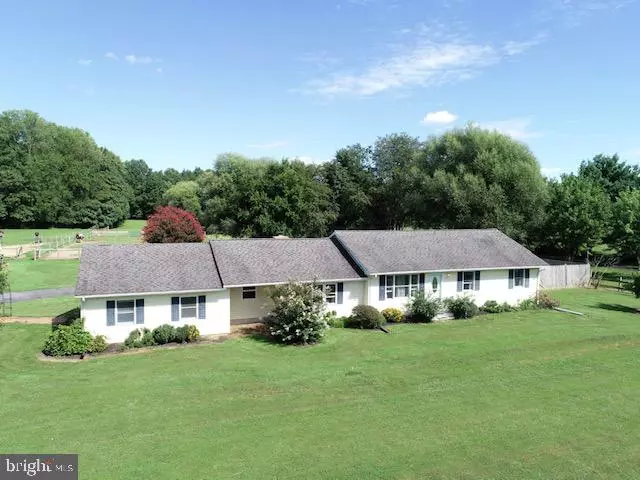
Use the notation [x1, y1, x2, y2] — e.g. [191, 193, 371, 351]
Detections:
[210, 238, 363, 286]
[75, 243, 222, 297]
[331, 229, 547, 275]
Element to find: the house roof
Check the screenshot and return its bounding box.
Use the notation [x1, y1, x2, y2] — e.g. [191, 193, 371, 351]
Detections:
[331, 229, 548, 275]
[210, 238, 363, 287]
[75, 243, 222, 297]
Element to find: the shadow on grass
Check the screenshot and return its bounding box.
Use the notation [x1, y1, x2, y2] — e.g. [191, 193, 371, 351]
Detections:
[595, 303, 640, 314]
[52, 308, 80, 329]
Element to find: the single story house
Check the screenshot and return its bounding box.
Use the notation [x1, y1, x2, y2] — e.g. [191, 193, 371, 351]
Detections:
[75, 229, 548, 342]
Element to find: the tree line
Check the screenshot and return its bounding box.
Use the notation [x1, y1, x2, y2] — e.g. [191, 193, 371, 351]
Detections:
[1, 109, 638, 263]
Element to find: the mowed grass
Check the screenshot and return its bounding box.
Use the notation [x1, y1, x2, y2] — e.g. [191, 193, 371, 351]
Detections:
[9, 296, 78, 317]
[6, 259, 79, 292]
[1, 288, 640, 479]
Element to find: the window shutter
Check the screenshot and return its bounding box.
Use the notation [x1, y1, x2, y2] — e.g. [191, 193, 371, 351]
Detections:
[419, 273, 425, 291]
[106, 300, 115, 326]
[379, 276, 385, 301]
[171, 297, 180, 322]
[198, 295, 206, 319]
[337, 283, 344, 304]
[135, 299, 145, 324]
[508, 270, 514, 289]
[524, 269, 530, 288]
[457, 272, 463, 292]
[474, 271, 481, 291]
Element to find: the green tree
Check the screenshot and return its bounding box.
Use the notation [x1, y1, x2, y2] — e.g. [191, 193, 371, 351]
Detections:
[164, 181, 201, 217]
[611, 189, 640, 268]
[545, 175, 610, 259]
[578, 154, 640, 201]
[124, 159, 167, 218]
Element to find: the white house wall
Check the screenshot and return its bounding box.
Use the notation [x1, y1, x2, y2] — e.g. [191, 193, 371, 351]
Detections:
[81, 290, 230, 343]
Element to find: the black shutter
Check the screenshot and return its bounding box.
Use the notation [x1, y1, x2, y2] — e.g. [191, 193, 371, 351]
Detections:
[135, 299, 144, 324]
[106, 300, 115, 326]
[337, 283, 344, 304]
[474, 271, 481, 291]
[524, 269, 530, 288]
[419, 273, 425, 291]
[198, 295, 206, 319]
[457, 272, 463, 292]
[379, 276, 385, 301]
[171, 297, 180, 322]
[508, 270, 514, 289]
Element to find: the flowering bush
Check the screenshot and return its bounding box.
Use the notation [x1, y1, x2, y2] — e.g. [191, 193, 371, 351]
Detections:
[381, 307, 404, 323]
[142, 206, 205, 243]
[265, 282, 327, 345]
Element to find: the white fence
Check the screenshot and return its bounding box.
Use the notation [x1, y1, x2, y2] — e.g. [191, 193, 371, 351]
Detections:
[540, 261, 591, 289]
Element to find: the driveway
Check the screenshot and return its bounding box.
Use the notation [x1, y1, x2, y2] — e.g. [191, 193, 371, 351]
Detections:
[10, 287, 75, 302]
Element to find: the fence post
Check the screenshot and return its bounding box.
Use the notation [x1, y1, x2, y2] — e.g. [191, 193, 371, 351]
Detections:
[619, 276, 623, 291]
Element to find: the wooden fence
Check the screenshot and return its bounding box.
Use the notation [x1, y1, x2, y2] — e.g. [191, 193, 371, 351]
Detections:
[540, 261, 591, 289]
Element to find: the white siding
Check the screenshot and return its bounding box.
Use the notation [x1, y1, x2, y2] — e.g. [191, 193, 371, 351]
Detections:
[229, 280, 367, 322]
[81, 290, 230, 343]
[366, 269, 540, 312]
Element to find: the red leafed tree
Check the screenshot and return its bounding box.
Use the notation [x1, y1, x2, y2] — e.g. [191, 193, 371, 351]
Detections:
[142, 206, 206, 243]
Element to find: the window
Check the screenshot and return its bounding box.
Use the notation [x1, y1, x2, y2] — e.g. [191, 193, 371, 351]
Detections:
[180, 297, 197, 319]
[514, 269, 525, 287]
[322, 283, 337, 304]
[462, 271, 475, 290]
[116, 300, 135, 323]
[387, 274, 421, 299]
[242, 287, 256, 299]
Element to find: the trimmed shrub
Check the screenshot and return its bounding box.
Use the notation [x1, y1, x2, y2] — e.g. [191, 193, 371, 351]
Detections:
[152, 324, 176, 345]
[42, 323, 94, 356]
[406, 292, 441, 323]
[446, 296, 479, 319]
[481, 300, 503, 314]
[174, 325, 189, 343]
[265, 281, 327, 344]
[90, 335, 108, 353]
[185, 325, 200, 343]
[382, 307, 404, 324]
[536, 291, 560, 309]
[142, 205, 206, 243]
[345, 305, 385, 329]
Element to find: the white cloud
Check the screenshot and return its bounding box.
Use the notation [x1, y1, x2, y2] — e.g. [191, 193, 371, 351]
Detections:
[104, 52, 118, 60]
[421, 110, 458, 125]
[77, 59, 92, 66]
[502, 33, 547, 56]
[304, 26, 543, 97]
[248, 140, 288, 149]
[125, 54, 158, 65]
[478, 118, 542, 140]
[542, 0, 634, 26]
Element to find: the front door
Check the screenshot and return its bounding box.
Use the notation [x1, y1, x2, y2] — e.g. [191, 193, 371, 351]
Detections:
[425, 274, 442, 298]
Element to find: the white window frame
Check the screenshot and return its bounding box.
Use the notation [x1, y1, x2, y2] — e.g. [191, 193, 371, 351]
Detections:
[321, 283, 337, 304]
[462, 271, 475, 291]
[386, 274, 421, 299]
[514, 269, 525, 287]
[116, 300, 135, 324]
[180, 296, 197, 319]
[242, 286, 257, 300]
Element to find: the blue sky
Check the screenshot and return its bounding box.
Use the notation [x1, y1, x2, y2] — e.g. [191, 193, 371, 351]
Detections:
[1, 0, 638, 175]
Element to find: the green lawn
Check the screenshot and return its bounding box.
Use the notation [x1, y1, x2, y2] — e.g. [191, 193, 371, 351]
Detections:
[1, 288, 639, 479]
[8, 296, 78, 317]
[592, 265, 638, 291]
[6, 259, 79, 292]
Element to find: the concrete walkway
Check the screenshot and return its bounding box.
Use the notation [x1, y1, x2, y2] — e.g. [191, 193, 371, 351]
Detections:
[10, 287, 75, 302]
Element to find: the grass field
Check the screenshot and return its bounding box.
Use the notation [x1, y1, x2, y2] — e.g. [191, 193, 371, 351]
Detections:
[592, 265, 638, 291]
[1, 288, 639, 479]
[8, 296, 78, 317]
[6, 259, 79, 292]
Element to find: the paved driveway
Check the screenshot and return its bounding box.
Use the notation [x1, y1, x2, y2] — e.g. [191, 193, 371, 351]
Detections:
[10, 287, 75, 302]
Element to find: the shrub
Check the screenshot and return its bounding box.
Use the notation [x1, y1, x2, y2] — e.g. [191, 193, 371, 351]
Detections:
[174, 325, 189, 343]
[124, 328, 156, 348]
[501, 302, 515, 312]
[42, 322, 94, 356]
[406, 292, 441, 323]
[185, 325, 200, 342]
[518, 298, 537, 311]
[152, 324, 176, 345]
[481, 300, 503, 314]
[345, 305, 385, 329]
[536, 291, 560, 309]
[324, 312, 345, 328]
[381, 307, 404, 324]
[142, 205, 206, 243]
[446, 296, 479, 319]
[265, 281, 327, 344]
[90, 335, 108, 353]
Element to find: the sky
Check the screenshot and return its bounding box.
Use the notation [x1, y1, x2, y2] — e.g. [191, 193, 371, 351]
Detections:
[1, 0, 639, 176]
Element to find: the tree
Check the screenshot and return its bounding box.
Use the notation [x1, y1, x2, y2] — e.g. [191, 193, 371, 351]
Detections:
[611, 189, 640, 268]
[124, 159, 167, 219]
[142, 206, 205, 243]
[419, 125, 549, 244]
[544, 175, 610, 259]
[578, 154, 640, 201]
[163, 181, 201, 217]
